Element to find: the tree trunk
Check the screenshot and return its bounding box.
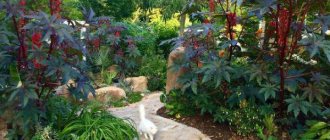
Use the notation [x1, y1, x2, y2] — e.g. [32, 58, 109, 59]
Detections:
[179, 13, 186, 36]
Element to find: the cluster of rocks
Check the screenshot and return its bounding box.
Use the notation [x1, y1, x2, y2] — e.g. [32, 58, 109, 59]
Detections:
[55, 76, 149, 102]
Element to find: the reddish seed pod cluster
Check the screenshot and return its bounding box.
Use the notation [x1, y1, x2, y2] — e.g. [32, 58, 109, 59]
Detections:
[32, 32, 42, 47]
[115, 31, 121, 37]
[19, 0, 26, 6]
[277, 8, 290, 47]
[226, 12, 237, 26]
[203, 19, 210, 24]
[209, 0, 215, 12]
[32, 32, 43, 69]
[269, 21, 277, 27]
[92, 38, 100, 48]
[17, 0, 28, 68]
[50, 0, 61, 17]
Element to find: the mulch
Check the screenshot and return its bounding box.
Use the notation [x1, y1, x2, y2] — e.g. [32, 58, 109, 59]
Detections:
[157, 107, 258, 140]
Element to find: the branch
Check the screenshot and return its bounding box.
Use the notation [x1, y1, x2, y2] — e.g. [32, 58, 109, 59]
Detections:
[285, 72, 313, 79]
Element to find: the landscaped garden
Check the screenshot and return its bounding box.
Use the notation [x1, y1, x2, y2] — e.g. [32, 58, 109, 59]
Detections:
[0, 0, 329, 140]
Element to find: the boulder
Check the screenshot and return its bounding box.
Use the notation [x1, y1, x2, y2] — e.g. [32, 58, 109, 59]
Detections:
[124, 76, 148, 92]
[165, 47, 186, 94]
[54, 79, 76, 98]
[0, 118, 7, 139]
[89, 86, 126, 102]
[107, 65, 119, 74]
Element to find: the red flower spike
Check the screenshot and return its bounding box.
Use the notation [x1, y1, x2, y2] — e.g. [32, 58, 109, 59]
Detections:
[209, 0, 215, 12]
[115, 31, 121, 37]
[33, 59, 42, 69]
[32, 32, 43, 69]
[92, 38, 100, 48]
[269, 21, 277, 27]
[32, 32, 42, 48]
[227, 12, 237, 26]
[277, 8, 290, 47]
[50, 0, 61, 18]
[19, 0, 26, 6]
[203, 19, 210, 24]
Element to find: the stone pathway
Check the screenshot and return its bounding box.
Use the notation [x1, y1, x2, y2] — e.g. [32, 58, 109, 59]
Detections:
[109, 92, 210, 140]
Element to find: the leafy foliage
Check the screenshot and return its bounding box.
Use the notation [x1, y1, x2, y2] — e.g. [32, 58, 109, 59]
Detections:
[285, 95, 313, 118]
[135, 55, 167, 91]
[161, 0, 330, 137]
[79, 0, 139, 20]
[59, 101, 139, 140]
[301, 120, 330, 140]
[110, 92, 143, 107]
[214, 103, 266, 135]
[160, 89, 196, 116]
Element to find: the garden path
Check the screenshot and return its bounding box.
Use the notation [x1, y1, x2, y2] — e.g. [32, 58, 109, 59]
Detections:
[109, 92, 210, 140]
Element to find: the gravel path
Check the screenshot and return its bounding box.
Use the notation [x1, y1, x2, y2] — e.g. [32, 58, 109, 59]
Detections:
[108, 92, 210, 140]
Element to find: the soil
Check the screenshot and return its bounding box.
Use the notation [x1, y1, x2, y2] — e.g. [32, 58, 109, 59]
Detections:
[157, 107, 290, 140]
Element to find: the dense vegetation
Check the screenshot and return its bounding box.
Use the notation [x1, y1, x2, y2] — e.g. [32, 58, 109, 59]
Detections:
[161, 0, 330, 139]
[0, 0, 329, 139]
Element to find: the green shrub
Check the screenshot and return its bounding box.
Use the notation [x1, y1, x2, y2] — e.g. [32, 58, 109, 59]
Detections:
[31, 125, 58, 140]
[118, 22, 158, 56]
[160, 89, 196, 116]
[149, 10, 179, 58]
[137, 55, 167, 91]
[45, 96, 79, 131]
[214, 104, 265, 136]
[301, 120, 330, 140]
[110, 92, 143, 107]
[59, 101, 138, 140]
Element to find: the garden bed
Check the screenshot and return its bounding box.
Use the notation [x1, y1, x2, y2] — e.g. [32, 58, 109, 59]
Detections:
[157, 107, 256, 140]
[157, 107, 290, 140]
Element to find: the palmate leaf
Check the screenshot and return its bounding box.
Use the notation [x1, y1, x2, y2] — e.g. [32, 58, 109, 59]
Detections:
[126, 47, 141, 58]
[177, 72, 199, 94]
[285, 70, 307, 93]
[231, 0, 243, 7]
[197, 59, 234, 88]
[249, 0, 277, 19]
[313, 15, 330, 34]
[302, 83, 329, 104]
[299, 33, 330, 62]
[259, 83, 278, 101]
[9, 81, 38, 107]
[247, 64, 269, 85]
[23, 12, 76, 45]
[311, 72, 330, 86]
[285, 95, 312, 118]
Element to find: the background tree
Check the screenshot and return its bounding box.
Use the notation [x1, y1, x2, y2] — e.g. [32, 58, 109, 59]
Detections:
[79, 0, 139, 20]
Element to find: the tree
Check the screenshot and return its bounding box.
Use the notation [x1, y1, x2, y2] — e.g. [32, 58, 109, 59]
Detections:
[79, 0, 139, 20]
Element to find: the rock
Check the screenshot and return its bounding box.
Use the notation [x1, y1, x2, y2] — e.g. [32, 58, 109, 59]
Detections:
[155, 127, 210, 140]
[54, 79, 76, 98]
[107, 65, 119, 74]
[0, 118, 7, 139]
[89, 86, 126, 102]
[166, 47, 186, 94]
[124, 76, 148, 93]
